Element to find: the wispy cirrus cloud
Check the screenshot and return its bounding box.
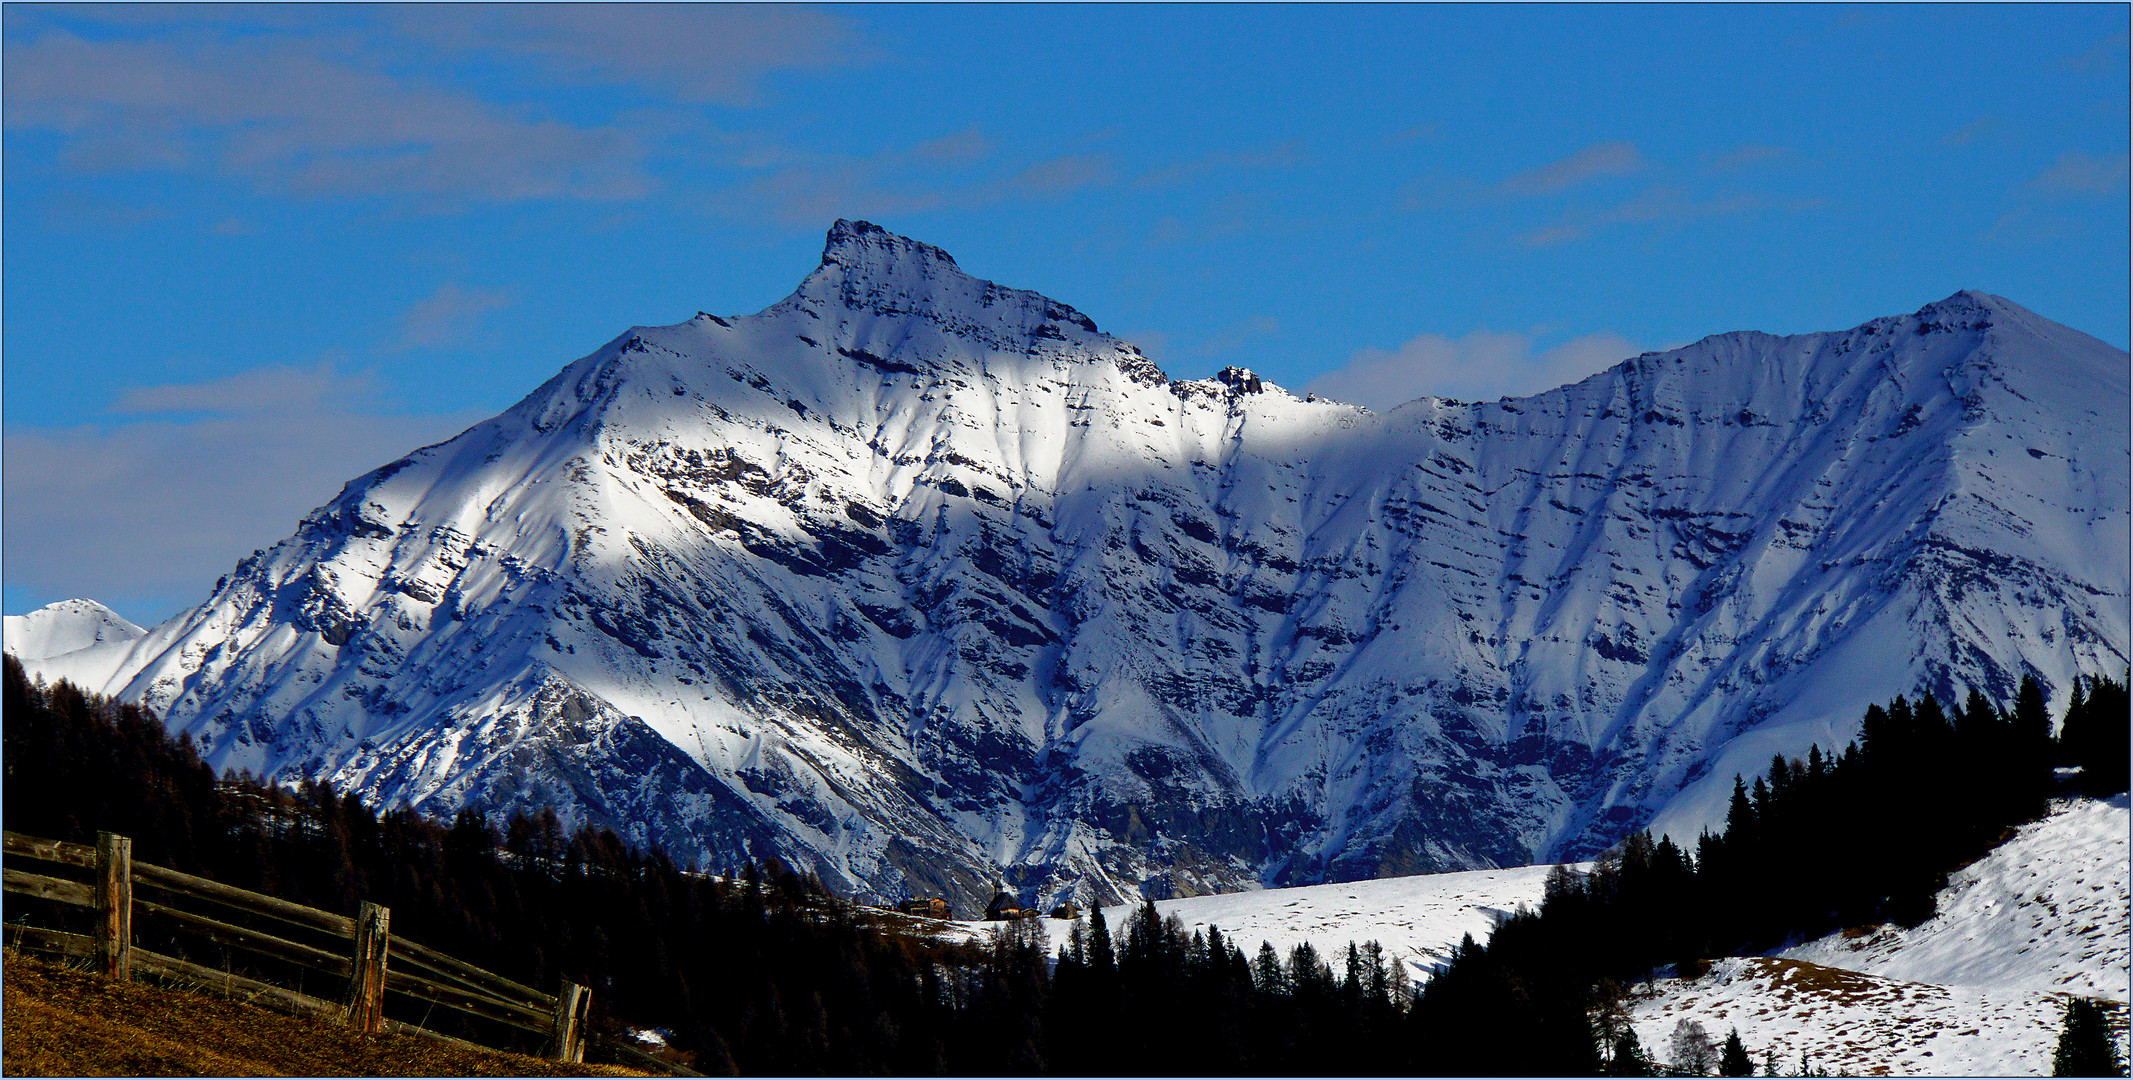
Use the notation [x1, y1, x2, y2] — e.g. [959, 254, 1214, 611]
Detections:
[2062, 29, 2130, 73]
[3, 30, 652, 205]
[5, 362, 481, 621]
[1307, 328, 1638, 408]
[1, 5, 874, 210]
[1137, 138, 1308, 187]
[386, 5, 869, 105]
[112, 361, 384, 416]
[736, 135, 1127, 226]
[1497, 140, 1643, 197]
[1709, 144, 1790, 172]
[1520, 186, 1790, 248]
[397, 284, 515, 351]
[1009, 153, 1116, 196]
[2032, 150, 2129, 196]
[1942, 117, 2002, 147]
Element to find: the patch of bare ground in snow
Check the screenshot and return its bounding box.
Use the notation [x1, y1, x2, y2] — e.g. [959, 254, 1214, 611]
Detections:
[1631, 956, 2125, 1076]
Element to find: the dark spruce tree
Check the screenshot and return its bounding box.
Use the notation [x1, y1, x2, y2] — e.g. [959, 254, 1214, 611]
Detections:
[2060, 674, 2131, 797]
[2052, 997, 2127, 1078]
[1719, 1027, 1754, 1076]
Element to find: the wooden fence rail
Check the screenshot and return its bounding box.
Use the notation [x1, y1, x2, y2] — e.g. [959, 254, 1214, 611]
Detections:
[1, 830, 692, 1074]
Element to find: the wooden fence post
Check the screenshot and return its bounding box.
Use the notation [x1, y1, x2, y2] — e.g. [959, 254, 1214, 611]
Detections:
[94, 831, 131, 979]
[551, 980, 589, 1063]
[345, 902, 390, 1034]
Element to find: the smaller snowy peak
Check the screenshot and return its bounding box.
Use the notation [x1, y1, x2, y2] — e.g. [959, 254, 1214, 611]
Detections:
[4, 599, 145, 662]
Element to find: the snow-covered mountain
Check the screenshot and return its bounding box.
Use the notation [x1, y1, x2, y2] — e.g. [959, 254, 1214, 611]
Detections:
[5, 599, 144, 663]
[19, 221, 2129, 910]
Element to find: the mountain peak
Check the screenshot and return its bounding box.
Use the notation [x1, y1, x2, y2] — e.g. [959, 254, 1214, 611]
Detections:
[4, 598, 144, 663]
[779, 220, 1105, 348]
[1917, 288, 2013, 319]
[820, 218, 961, 277]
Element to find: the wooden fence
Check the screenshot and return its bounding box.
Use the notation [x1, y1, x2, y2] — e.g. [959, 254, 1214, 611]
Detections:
[3, 830, 693, 1075]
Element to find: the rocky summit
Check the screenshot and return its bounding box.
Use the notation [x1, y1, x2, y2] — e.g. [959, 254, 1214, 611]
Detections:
[22, 221, 2129, 910]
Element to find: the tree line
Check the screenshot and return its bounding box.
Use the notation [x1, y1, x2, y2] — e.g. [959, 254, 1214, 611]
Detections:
[1416, 672, 2128, 1074]
[4, 654, 2122, 1074]
[1, 656, 1408, 1072]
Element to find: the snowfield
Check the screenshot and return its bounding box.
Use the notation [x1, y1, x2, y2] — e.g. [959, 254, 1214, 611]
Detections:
[926, 796, 2128, 1075]
[1632, 955, 2085, 1076]
[1782, 794, 2129, 1001]
[4, 599, 143, 663]
[1094, 863, 1573, 984]
[1632, 795, 2129, 1076]
[927, 861, 1571, 986]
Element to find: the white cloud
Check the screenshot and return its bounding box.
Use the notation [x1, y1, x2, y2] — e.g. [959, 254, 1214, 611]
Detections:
[1497, 141, 1643, 198]
[112, 361, 381, 416]
[388, 5, 867, 105]
[1008, 153, 1116, 196]
[397, 284, 514, 350]
[3, 29, 652, 205]
[1941, 117, 2001, 147]
[4, 364, 480, 622]
[1306, 329, 1638, 409]
[2033, 151, 2129, 197]
[1138, 138, 1308, 187]
[1519, 186, 1782, 248]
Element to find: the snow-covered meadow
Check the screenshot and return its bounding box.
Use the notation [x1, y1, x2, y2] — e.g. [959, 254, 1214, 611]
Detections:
[929, 796, 2127, 1076]
[930, 862, 1567, 986]
[1091, 864, 1569, 985]
[1631, 795, 2129, 1075]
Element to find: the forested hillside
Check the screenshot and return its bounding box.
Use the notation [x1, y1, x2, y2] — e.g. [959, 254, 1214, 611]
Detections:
[5, 655, 2120, 1074]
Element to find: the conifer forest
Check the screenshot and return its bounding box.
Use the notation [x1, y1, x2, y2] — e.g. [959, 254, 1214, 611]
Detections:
[6, 654, 2123, 1075]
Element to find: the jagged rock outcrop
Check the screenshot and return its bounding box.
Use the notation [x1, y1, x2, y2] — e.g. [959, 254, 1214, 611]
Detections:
[24, 221, 2129, 910]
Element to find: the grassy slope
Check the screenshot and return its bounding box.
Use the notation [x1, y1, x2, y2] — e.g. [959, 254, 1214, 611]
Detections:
[1, 951, 644, 1077]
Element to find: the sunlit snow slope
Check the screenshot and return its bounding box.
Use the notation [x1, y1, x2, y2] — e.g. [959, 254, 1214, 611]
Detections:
[1096, 863, 1570, 987]
[21, 221, 2129, 910]
[5, 599, 143, 663]
[1634, 795, 2130, 1076]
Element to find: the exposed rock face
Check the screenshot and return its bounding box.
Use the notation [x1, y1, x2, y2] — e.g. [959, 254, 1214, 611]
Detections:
[26, 221, 2129, 911]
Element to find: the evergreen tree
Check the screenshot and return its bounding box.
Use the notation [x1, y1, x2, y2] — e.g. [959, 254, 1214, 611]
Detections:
[1726, 776, 1756, 839]
[2015, 674, 2056, 810]
[1087, 907, 1115, 973]
[1606, 1026, 1651, 1077]
[2053, 997, 2126, 1077]
[1719, 1027, 1754, 1076]
[1253, 940, 1286, 994]
[2061, 675, 2131, 797]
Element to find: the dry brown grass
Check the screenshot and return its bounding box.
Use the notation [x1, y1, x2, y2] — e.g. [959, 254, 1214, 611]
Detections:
[1744, 956, 1892, 1006]
[1, 951, 644, 1077]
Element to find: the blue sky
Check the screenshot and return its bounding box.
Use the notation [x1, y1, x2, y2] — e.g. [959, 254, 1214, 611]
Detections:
[5, 3, 2127, 625]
